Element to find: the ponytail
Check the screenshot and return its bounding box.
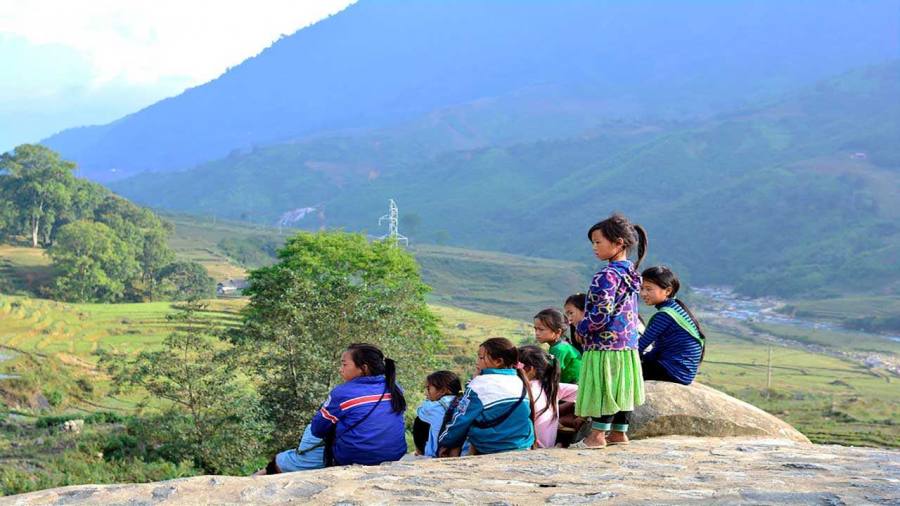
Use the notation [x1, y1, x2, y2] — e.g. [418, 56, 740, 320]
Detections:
[633, 224, 648, 269]
[346, 343, 406, 413]
[383, 358, 406, 413]
[517, 345, 560, 418]
[515, 367, 537, 438]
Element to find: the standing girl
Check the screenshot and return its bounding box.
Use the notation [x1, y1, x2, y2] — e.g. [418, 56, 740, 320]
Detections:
[639, 266, 705, 385]
[572, 213, 648, 448]
[439, 337, 535, 455]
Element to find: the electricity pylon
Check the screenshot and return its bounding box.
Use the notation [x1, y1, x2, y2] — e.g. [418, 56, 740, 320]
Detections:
[378, 199, 408, 247]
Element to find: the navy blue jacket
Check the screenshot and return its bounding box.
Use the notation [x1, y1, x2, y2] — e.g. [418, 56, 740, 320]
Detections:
[310, 374, 407, 465]
[639, 299, 703, 385]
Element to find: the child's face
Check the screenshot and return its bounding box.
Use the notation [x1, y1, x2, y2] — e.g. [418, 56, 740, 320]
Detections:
[563, 303, 584, 328]
[476, 346, 504, 372]
[533, 318, 562, 345]
[339, 351, 365, 382]
[425, 383, 447, 401]
[640, 281, 671, 306]
[590, 229, 625, 262]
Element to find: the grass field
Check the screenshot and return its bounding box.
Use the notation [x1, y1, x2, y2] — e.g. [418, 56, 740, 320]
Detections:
[1, 235, 898, 447]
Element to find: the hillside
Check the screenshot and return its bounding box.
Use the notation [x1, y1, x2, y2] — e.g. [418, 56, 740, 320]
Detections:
[42, 1, 899, 179]
[114, 63, 900, 297]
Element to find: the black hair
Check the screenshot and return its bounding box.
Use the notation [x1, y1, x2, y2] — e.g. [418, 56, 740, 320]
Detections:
[587, 213, 648, 269]
[640, 266, 707, 361]
[534, 308, 567, 337]
[517, 345, 560, 418]
[564, 293, 586, 344]
[426, 370, 462, 397]
[479, 337, 536, 425]
[346, 343, 406, 413]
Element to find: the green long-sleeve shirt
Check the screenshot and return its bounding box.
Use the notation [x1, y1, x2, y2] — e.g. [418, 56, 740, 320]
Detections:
[549, 340, 582, 384]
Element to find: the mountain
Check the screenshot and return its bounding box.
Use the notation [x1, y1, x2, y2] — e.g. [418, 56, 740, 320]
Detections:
[43, 0, 899, 180]
[111, 62, 900, 297]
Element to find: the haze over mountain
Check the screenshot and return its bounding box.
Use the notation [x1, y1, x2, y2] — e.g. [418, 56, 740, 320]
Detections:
[113, 62, 900, 297]
[43, 0, 899, 181]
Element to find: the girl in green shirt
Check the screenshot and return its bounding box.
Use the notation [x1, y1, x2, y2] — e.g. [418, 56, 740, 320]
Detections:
[533, 308, 582, 384]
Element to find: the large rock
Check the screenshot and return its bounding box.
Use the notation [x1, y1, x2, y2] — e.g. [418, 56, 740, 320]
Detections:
[631, 381, 810, 443]
[4, 437, 898, 504]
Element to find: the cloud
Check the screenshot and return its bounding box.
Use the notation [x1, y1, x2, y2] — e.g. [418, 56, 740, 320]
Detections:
[0, 0, 356, 87]
[0, 0, 356, 149]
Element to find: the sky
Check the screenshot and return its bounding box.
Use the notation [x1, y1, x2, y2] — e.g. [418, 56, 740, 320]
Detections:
[0, 0, 357, 151]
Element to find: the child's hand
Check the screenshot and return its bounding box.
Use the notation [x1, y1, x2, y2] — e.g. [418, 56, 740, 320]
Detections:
[438, 447, 461, 458]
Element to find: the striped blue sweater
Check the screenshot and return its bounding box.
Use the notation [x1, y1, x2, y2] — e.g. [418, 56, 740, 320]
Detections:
[639, 299, 702, 385]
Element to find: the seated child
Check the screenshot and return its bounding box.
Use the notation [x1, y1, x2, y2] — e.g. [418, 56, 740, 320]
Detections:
[534, 308, 582, 384]
[273, 424, 325, 472]
[262, 343, 407, 474]
[639, 266, 705, 385]
[438, 337, 535, 455]
[518, 345, 578, 448]
[564, 293, 587, 353]
[414, 370, 463, 457]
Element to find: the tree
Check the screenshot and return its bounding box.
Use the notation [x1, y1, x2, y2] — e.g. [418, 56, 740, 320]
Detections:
[100, 303, 271, 474]
[232, 231, 442, 447]
[0, 144, 76, 247]
[48, 220, 139, 302]
[156, 261, 216, 300]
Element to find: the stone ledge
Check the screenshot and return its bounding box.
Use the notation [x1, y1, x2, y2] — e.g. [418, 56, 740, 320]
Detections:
[4, 437, 898, 505]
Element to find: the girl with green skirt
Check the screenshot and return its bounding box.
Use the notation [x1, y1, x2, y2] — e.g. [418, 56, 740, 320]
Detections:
[572, 213, 648, 449]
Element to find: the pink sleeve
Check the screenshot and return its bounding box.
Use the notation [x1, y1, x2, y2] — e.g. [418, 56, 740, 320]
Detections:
[559, 382, 578, 402]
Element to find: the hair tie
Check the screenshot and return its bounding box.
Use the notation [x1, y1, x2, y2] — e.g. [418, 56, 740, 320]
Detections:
[515, 361, 525, 370]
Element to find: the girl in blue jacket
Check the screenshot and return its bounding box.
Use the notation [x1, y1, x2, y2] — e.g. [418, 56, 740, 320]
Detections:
[438, 337, 535, 456]
[265, 343, 407, 473]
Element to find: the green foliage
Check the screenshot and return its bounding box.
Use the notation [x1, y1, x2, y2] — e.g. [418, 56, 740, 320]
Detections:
[233, 231, 443, 447]
[0, 423, 198, 496]
[48, 220, 139, 302]
[34, 411, 125, 429]
[217, 236, 279, 268]
[99, 302, 272, 474]
[0, 144, 76, 248]
[155, 261, 216, 300]
[0, 145, 210, 304]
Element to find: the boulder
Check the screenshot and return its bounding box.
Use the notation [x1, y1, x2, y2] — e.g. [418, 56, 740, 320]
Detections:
[5, 437, 898, 505]
[631, 381, 810, 443]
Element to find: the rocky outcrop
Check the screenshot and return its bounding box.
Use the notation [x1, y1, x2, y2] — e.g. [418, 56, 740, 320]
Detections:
[632, 381, 810, 443]
[5, 437, 898, 505]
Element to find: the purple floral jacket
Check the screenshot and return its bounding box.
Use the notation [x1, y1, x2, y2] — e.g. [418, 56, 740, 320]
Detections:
[575, 260, 642, 351]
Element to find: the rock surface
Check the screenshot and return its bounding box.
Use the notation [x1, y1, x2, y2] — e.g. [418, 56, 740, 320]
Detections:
[632, 381, 810, 443]
[5, 437, 898, 505]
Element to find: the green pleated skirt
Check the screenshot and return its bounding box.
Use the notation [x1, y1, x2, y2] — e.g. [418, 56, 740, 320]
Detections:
[575, 349, 645, 417]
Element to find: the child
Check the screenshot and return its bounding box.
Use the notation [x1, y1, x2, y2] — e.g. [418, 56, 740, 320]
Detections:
[564, 293, 587, 353]
[572, 213, 648, 449]
[518, 345, 578, 448]
[414, 370, 463, 457]
[534, 308, 582, 384]
[271, 343, 407, 473]
[264, 343, 406, 473]
[438, 337, 535, 455]
[639, 266, 705, 385]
